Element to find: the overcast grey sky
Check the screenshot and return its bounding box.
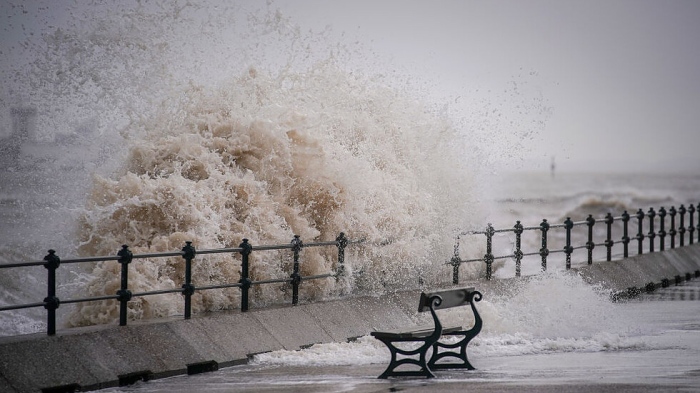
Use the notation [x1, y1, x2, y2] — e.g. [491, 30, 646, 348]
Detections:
[272, 0, 700, 173]
[2, 0, 699, 174]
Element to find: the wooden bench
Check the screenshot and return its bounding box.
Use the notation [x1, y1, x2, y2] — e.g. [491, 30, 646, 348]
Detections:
[370, 287, 483, 378]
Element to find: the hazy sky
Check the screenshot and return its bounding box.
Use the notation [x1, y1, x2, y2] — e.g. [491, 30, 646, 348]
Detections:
[2, 0, 699, 174]
[272, 0, 700, 173]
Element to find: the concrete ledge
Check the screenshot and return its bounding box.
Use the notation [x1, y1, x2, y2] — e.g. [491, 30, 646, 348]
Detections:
[573, 243, 700, 297]
[0, 290, 431, 393]
[2, 244, 700, 392]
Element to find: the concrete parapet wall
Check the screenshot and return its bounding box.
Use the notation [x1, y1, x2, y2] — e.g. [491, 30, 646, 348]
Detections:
[0, 290, 428, 393]
[573, 243, 700, 293]
[2, 244, 700, 392]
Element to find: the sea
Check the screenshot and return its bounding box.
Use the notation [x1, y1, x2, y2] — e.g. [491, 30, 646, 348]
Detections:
[1, 1, 700, 391]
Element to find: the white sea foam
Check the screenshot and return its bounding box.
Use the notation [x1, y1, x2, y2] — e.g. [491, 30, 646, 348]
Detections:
[253, 272, 652, 367]
[66, 59, 487, 325]
[0, 2, 492, 328]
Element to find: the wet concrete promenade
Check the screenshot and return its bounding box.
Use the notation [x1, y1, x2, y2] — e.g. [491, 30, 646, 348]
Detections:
[103, 284, 700, 393]
[117, 363, 697, 393]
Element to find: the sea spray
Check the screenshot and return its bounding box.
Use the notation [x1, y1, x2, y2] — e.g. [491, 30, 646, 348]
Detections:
[67, 65, 482, 327]
[253, 272, 647, 367]
[0, 1, 551, 331]
[481, 272, 623, 337]
[0, 1, 480, 327]
[0, 248, 47, 336]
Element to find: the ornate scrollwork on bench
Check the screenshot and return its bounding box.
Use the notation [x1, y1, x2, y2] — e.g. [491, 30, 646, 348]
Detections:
[370, 287, 483, 378]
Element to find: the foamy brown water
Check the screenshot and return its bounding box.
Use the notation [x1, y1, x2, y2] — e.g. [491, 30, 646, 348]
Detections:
[67, 66, 482, 326]
[0, 1, 608, 334]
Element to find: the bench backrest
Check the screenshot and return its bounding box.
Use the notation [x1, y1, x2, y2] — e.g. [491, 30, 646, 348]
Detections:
[417, 287, 475, 312]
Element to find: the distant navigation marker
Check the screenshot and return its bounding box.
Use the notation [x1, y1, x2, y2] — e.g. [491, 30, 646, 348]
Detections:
[550, 156, 555, 179]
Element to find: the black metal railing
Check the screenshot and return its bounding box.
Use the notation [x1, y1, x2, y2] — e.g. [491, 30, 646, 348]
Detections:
[450, 203, 700, 282]
[0, 232, 357, 336]
[3, 202, 699, 337]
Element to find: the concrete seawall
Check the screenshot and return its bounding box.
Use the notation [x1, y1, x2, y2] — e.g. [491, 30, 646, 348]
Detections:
[572, 243, 700, 296]
[2, 244, 700, 393]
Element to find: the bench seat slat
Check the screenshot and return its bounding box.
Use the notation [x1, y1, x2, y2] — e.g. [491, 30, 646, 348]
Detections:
[418, 287, 475, 312]
[371, 325, 463, 339]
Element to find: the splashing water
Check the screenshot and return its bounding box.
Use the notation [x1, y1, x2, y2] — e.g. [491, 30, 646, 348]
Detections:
[68, 65, 481, 326]
[1, 2, 551, 330]
[253, 272, 648, 367]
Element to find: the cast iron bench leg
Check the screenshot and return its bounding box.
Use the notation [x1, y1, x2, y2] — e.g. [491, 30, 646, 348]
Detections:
[375, 337, 436, 379]
[373, 295, 444, 378]
[428, 291, 483, 370]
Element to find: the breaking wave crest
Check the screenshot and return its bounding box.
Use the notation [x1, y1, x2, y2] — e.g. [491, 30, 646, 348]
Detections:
[2, 1, 551, 330]
[68, 66, 480, 327]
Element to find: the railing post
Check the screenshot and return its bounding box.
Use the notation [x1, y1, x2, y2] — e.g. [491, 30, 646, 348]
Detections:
[696, 202, 700, 244]
[43, 250, 60, 336]
[239, 238, 252, 312]
[290, 235, 303, 305]
[658, 207, 667, 251]
[451, 238, 461, 284]
[688, 204, 696, 245]
[181, 241, 196, 319]
[563, 217, 573, 269]
[604, 213, 614, 261]
[539, 219, 550, 272]
[336, 232, 348, 281]
[669, 206, 677, 248]
[647, 208, 656, 253]
[621, 210, 630, 258]
[636, 209, 645, 255]
[679, 205, 686, 247]
[514, 221, 524, 277]
[116, 245, 133, 327]
[484, 224, 495, 280]
[586, 214, 595, 265]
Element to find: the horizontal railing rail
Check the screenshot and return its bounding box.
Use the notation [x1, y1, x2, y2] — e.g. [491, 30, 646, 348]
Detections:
[0, 232, 360, 336]
[449, 203, 699, 282]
